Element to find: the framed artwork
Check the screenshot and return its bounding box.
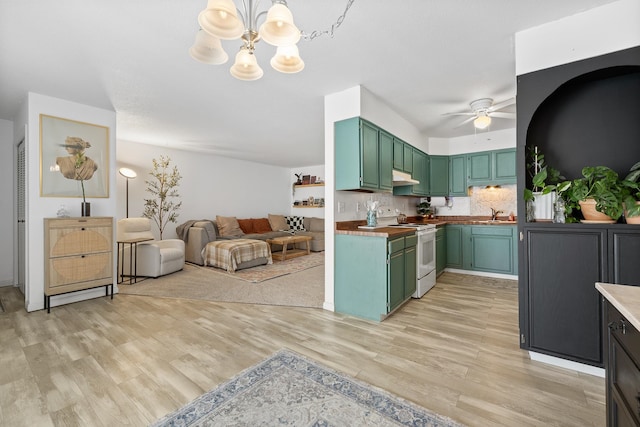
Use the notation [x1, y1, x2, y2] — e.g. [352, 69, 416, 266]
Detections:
[40, 114, 109, 198]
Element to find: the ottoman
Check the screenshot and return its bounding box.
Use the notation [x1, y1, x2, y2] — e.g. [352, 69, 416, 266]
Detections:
[202, 239, 272, 272]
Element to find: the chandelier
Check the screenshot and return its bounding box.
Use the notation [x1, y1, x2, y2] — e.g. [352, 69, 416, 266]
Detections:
[190, 0, 304, 81]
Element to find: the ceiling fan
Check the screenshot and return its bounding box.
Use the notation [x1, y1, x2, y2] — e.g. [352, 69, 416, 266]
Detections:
[445, 98, 516, 130]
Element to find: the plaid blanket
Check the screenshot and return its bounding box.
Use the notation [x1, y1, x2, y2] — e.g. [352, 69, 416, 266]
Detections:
[202, 239, 272, 273]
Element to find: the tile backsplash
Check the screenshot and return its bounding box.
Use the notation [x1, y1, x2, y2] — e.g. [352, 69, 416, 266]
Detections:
[436, 184, 517, 217]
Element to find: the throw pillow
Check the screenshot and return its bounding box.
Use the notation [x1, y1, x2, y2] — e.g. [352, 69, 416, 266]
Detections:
[216, 216, 244, 237]
[285, 215, 306, 231]
[253, 218, 272, 234]
[237, 219, 255, 234]
[268, 214, 288, 231]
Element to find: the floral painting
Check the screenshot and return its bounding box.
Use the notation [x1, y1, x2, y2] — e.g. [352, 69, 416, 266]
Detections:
[40, 114, 109, 198]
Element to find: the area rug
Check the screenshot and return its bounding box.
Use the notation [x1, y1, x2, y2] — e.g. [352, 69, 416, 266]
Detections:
[208, 251, 324, 283]
[151, 349, 465, 427]
[118, 255, 324, 308]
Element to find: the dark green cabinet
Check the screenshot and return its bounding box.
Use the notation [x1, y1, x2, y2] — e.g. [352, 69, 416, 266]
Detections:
[449, 155, 467, 196]
[335, 233, 417, 321]
[335, 117, 393, 192]
[436, 227, 446, 276]
[429, 155, 449, 196]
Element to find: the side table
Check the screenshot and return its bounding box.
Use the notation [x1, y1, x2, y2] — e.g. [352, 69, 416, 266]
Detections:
[117, 237, 153, 284]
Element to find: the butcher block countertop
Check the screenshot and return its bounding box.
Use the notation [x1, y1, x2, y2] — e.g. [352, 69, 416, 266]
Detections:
[335, 216, 517, 237]
[596, 282, 640, 331]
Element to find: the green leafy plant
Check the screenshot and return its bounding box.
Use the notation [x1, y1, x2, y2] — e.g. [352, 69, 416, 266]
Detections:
[556, 166, 628, 222]
[143, 156, 182, 239]
[622, 161, 640, 218]
[74, 151, 88, 204]
[417, 201, 431, 216]
[524, 145, 563, 202]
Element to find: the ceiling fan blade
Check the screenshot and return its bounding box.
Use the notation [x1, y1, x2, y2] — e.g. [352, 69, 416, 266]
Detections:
[489, 112, 516, 119]
[454, 116, 476, 128]
[443, 112, 475, 116]
[488, 98, 515, 112]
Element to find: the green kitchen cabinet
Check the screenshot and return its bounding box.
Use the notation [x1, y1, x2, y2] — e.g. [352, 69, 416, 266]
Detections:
[429, 155, 449, 196]
[392, 137, 413, 174]
[445, 225, 464, 269]
[449, 155, 467, 196]
[335, 117, 393, 192]
[466, 149, 516, 186]
[436, 227, 446, 276]
[467, 226, 518, 275]
[335, 233, 417, 321]
[393, 148, 429, 196]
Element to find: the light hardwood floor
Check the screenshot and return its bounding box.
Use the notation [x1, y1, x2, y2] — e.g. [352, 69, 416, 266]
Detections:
[0, 272, 604, 426]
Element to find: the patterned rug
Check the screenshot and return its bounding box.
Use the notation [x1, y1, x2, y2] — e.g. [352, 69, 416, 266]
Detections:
[151, 349, 465, 427]
[209, 251, 324, 283]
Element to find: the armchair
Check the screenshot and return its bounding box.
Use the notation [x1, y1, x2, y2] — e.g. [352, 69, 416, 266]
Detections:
[117, 218, 185, 278]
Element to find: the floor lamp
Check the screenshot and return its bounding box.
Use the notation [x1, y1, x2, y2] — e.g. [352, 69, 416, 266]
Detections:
[118, 167, 137, 218]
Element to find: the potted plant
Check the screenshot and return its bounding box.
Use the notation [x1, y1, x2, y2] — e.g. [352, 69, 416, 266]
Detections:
[556, 166, 627, 223]
[622, 161, 640, 224]
[523, 146, 563, 221]
[417, 201, 431, 217]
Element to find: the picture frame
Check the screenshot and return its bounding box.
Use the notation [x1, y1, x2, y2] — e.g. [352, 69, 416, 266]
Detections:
[40, 114, 109, 198]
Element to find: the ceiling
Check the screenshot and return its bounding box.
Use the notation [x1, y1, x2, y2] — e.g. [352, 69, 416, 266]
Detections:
[0, 0, 617, 167]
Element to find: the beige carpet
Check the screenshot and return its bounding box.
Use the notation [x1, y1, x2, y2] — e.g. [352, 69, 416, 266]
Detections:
[118, 253, 324, 308]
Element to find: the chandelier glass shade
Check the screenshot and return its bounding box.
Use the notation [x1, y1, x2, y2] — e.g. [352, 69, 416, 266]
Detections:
[473, 113, 492, 130]
[190, 0, 304, 80]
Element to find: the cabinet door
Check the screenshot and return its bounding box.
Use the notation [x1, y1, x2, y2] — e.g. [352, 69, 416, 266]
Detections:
[467, 151, 492, 183]
[609, 229, 640, 286]
[493, 149, 516, 183]
[413, 150, 429, 196]
[378, 130, 393, 191]
[449, 155, 467, 196]
[403, 144, 413, 174]
[388, 248, 405, 312]
[469, 226, 514, 274]
[436, 227, 446, 275]
[360, 121, 380, 190]
[393, 138, 403, 170]
[429, 155, 449, 196]
[525, 227, 606, 366]
[404, 246, 417, 299]
[445, 225, 463, 269]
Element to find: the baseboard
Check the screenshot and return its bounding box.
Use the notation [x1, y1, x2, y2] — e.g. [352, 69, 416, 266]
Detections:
[323, 301, 335, 312]
[529, 351, 605, 378]
[444, 268, 517, 281]
[0, 279, 15, 287]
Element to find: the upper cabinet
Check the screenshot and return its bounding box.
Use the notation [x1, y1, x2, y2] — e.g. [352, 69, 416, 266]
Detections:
[335, 117, 393, 192]
[393, 136, 413, 174]
[393, 148, 429, 197]
[428, 155, 449, 196]
[449, 155, 467, 196]
[467, 149, 516, 186]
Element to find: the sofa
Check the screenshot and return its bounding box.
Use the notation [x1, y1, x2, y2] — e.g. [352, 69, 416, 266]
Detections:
[178, 214, 325, 266]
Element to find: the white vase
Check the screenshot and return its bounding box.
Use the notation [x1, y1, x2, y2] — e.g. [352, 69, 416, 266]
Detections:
[532, 191, 555, 221]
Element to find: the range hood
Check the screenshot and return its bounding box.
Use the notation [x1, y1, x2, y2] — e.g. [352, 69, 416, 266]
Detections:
[392, 170, 420, 186]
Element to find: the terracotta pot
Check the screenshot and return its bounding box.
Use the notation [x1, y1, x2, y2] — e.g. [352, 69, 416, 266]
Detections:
[578, 198, 613, 222]
[625, 201, 640, 224]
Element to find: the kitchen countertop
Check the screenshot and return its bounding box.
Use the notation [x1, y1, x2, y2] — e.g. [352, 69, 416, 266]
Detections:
[335, 216, 517, 237]
[596, 282, 640, 331]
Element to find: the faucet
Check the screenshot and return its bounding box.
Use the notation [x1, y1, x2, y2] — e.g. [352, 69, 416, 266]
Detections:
[491, 207, 503, 221]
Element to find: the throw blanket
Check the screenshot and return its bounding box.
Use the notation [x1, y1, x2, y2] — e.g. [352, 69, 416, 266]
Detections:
[202, 239, 272, 273]
[176, 220, 215, 242]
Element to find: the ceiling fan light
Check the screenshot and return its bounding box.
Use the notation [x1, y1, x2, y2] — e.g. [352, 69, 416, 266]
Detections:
[198, 0, 244, 40]
[189, 30, 229, 65]
[259, 3, 301, 46]
[270, 45, 304, 73]
[230, 47, 264, 81]
[473, 115, 492, 130]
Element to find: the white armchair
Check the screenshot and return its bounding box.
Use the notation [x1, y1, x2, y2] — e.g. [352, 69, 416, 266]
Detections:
[117, 218, 185, 278]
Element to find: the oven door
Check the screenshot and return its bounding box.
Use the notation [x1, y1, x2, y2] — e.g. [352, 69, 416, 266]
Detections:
[417, 229, 436, 279]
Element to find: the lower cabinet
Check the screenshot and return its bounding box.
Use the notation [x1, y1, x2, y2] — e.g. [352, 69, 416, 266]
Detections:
[335, 233, 416, 321]
[436, 227, 446, 276]
[604, 300, 640, 427]
[445, 224, 517, 275]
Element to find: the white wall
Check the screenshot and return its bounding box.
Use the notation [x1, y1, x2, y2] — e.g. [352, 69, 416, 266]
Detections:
[515, 0, 640, 75]
[0, 119, 14, 286]
[24, 93, 117, 312]
[116, 141, 292, 239]
[428, 128, 516, 155]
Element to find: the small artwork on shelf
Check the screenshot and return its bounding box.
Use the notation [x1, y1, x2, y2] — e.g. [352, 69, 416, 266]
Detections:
[302, 175, 311, 185]
[310, 176, 316, 184]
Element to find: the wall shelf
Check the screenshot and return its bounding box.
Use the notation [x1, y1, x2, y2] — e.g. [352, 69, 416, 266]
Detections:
[294, 183, 324, 188]
[292, 205, 324, 209]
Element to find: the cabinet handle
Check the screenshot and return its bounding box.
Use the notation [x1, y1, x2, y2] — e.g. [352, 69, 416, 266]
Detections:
[620, 319, 627, 335]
